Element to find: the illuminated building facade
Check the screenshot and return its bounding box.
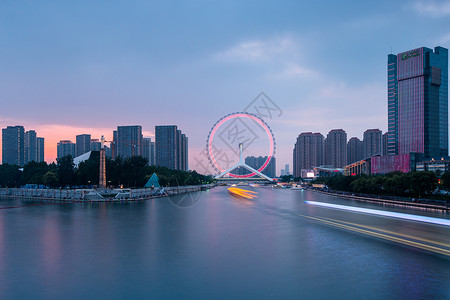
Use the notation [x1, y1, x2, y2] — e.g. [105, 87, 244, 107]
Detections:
[388, 46, 448, 158]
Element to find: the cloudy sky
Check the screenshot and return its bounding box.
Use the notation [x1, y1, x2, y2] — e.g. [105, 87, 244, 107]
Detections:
[1, 0, 449, 174]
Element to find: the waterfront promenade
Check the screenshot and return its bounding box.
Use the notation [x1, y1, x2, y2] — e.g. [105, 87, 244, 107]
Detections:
[0, 184, 214, 202]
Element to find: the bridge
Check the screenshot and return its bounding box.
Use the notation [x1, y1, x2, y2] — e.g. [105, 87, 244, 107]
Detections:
[215, 143, 274, 182]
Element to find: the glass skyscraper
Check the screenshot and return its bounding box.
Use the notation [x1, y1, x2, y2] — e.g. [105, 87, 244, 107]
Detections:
[388, 46, 448, 158]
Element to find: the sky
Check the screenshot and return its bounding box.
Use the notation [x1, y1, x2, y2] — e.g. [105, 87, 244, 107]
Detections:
[1, 0, 450, 175]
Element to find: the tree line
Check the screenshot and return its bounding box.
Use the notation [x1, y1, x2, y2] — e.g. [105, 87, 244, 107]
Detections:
[312, 171, 445, 197]
[0, 154, 214, 188]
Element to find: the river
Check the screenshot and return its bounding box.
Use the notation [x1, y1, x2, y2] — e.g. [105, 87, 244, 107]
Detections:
[0, 186, 449, 299]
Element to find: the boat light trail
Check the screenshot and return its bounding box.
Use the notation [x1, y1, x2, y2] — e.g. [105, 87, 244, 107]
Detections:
[305, 201, 450, 227]
[228, 187, 258, 199]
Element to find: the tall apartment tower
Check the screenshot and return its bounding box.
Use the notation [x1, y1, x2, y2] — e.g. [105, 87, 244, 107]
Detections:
[363, 129, 382, 158]
[156, 125, 177, 170]
[142, 138, 152, 165]
[347, 137, 363, 164]
[382, 132, 388, 156]
[181, 133, 188, 171]
[76, 134, 91, 157]
[116, 126, 143, 159]
[244, 156, 276, 178]
[325, 129, 347, 168]
[2, 126, 25, 166]
[90, 139, 101, 151]
[149, 141, 156, 166]
[57, 140, 76, 159]
[155, 125, 188, 171]
[24, 130, 37, 164]
[293, 132, 324, 177]
[387, 46, 448, 158]
[37, 137, 45, 162]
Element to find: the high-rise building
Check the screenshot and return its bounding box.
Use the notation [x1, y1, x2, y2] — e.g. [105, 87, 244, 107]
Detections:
[363, 129, 382, 158]
[387, 46, 448, 158]
[116, 126, 143, 159]
[325, 129, 347, 168]
[105, 146, 112, 158]
[156, 125, 177, 169]
[142, 138, 152, 165]
[150, 141, 156, 166]
[293, 132, 324, 177]
[242, 156, 276, 178]
[181, 133, 188, 171]
[347, 137, 363, 164]
[57, 140, 75, 159]
[24, 130, 37, 164]
[177, 130, 183, 171]
[382, 132, 388, 156]
[112, 130, 118, 159]
[90, 139, 101, 151]
[37, 137, 45, 162]
[2, 125, 25, 166]
[155, 125, 188, 171]
[76, 134, 91, 157]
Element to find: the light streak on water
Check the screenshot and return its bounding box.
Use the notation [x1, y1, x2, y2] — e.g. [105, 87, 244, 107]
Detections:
[305, 201, 450, 227]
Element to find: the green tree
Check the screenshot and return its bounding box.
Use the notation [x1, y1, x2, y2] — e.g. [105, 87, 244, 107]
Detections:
[384, 174, 409, 196]
[57, 155, 76, 187]
[76, 152, 100, 186]
[43, 171, 59, 187]
[407, 171, 437, 196]
[440, 171, 450, 190]
[0, 164, 23, 187]
[22, 161, 49, 185]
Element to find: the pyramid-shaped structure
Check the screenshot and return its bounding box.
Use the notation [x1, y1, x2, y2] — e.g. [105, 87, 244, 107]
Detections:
[145, 173, 160, 188]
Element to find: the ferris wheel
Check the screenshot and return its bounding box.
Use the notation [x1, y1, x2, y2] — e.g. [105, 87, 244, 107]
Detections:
[206, 112, 275, 181]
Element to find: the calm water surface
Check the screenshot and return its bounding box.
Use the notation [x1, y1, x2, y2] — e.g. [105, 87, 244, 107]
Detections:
[0, 187, 449, 299]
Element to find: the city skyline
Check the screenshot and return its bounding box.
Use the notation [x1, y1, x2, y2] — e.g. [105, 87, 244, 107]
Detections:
[1, 1, 450, 172]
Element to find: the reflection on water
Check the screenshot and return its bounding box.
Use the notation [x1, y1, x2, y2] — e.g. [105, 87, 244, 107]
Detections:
[0, 187, 449, 299]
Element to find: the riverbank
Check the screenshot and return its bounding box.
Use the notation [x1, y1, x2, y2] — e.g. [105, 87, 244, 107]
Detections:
[0, 184, 215, 203]
[311, 188, 450, 211]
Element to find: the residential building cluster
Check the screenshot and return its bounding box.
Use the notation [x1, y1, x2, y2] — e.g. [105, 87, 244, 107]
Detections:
[294, 46, 448, 178]
[293, 128, 383, 177]
[56, 125, 188, 171]
[236, 156, 277, 178]
[1, 124, 188, 172]
[2, 125, 44, 166]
